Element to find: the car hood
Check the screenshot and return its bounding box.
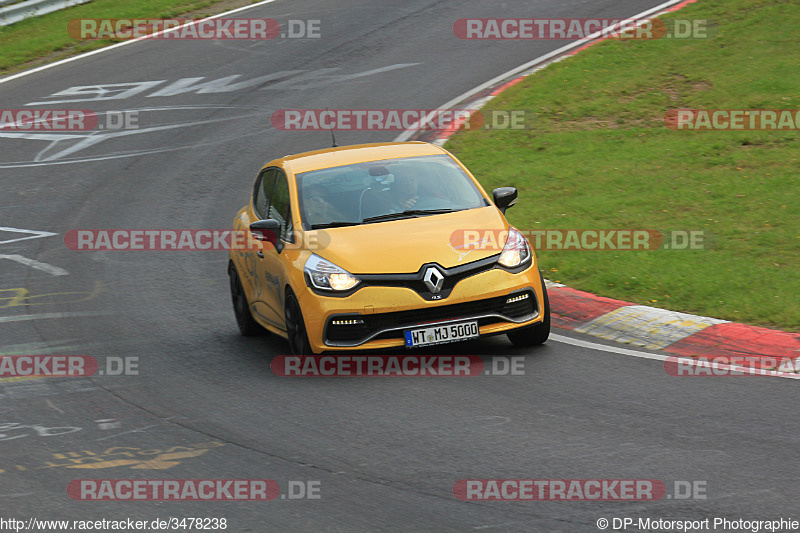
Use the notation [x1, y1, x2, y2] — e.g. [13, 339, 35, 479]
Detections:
[311, 206, 510, 274]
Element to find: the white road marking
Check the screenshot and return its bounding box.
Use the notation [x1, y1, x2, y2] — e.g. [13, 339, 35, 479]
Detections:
[0, 227, 67, 275]
[0, 226, 57, 245]
[550, 334, 800, 380]
[0, 254, 68, 276]
[574, 305, 727, 350]
[0, 114, 252, 163]
[95, 425, 158, 442]
[45, 399, 64, 414]
[0, 0, 280, 86]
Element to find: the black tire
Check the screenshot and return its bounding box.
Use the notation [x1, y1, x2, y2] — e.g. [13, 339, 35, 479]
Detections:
[229, 262, 264, 336]
[284, 290, 313, 355]
[507, 271, 550, 346]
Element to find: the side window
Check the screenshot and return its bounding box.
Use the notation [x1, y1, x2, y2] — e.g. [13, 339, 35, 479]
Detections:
[254, 169, 277, 219]
[268, 171, 294, 243]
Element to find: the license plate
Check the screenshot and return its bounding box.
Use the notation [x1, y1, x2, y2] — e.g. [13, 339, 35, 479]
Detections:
[404, 320, 479, 348]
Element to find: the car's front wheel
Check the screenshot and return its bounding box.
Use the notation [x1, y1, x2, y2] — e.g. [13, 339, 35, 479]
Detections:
[229, 262, 264, 336]
[284, 290, 313, 355]
[507, 272, 550, 346]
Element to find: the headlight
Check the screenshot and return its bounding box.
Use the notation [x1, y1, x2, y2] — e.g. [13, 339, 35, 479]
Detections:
[498, 228, 532, 268]
[304, 254, 360, 291]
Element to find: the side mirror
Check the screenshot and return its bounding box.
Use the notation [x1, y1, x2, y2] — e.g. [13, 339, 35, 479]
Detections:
[493, 187, 518, 214]
[250, 219, 282, 249]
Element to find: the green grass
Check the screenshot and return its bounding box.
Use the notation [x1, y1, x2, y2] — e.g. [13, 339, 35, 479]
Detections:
[0, 0, 258, 76]
[447, 0, 800, 331]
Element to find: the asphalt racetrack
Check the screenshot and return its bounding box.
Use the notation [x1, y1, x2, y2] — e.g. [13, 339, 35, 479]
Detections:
[0, 0, 797, 530]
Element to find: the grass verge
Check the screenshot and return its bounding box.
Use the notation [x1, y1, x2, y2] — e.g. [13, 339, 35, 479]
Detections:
[0, 0, 260, 77]
[446, 0, 799, 331]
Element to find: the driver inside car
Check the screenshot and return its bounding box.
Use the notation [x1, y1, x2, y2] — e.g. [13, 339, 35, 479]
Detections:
[389, 171, 421, 211]
[303, 184, 346, 226]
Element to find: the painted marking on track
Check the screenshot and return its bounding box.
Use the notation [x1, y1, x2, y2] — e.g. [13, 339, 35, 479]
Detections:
[44, 441, 223, 471]
[0, 226, 57, 245]
[0, 113, 250, 164]
[25, 66, 421, 106]
[0, 0, 281, 86]
[0, 227, 67, 275]
[574, 305, 727, 350]
[0, 63, 419, 168]
[0, 441, 225, 474]
[0, 423, 83, 441]
[95, 425, 157, 442]
[45, 398, 64, 414]
[550, 333, 800, 380]
[0, 254, 68, 276]
[0, 282, 102, 309]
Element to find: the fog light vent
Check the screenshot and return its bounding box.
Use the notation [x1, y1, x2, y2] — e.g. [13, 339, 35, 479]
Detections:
[331, 319, 365, 326]
[505, 294, 529, 304]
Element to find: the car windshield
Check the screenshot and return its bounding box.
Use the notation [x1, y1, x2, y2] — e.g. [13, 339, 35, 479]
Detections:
[297, 154, 488, 229]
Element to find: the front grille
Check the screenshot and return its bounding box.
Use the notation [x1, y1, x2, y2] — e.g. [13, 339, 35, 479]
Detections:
[356, 255, 499, 300]
[324, 290, 537, 346]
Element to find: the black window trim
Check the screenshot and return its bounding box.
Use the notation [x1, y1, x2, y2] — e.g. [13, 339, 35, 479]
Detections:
[253, 167, 296, 247]
[253, 167, 278, 220]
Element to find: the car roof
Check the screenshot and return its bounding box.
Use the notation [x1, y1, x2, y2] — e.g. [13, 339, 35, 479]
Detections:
[272, 142, 448, 175]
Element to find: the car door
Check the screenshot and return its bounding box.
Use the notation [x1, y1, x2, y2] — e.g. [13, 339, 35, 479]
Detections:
[242, 168, 276, 325]
[251, 168, 294, 331]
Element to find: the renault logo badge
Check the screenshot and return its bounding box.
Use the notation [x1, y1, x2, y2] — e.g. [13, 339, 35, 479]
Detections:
[423, 267, 445, 294]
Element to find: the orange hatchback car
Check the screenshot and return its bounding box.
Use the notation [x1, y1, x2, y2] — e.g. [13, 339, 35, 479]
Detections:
[228, 142, 549, 354]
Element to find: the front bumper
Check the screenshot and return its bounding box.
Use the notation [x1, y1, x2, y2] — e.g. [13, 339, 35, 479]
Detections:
[297, 264, 545, 353]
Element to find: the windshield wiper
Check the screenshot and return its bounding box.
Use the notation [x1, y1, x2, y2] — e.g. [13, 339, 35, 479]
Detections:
[310, 221, 362, 229]
[362, 208, 458, 224]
